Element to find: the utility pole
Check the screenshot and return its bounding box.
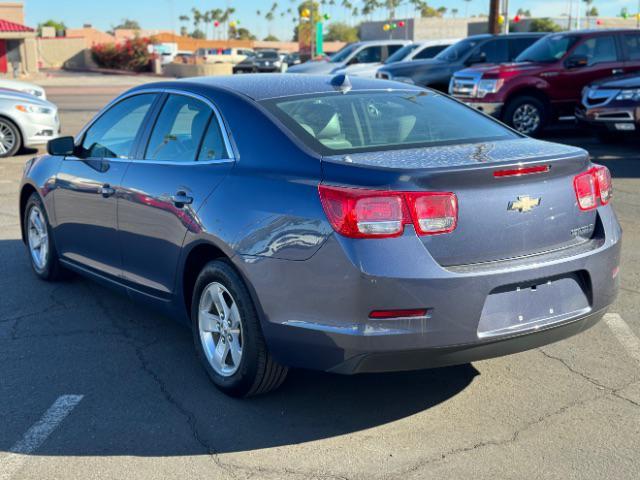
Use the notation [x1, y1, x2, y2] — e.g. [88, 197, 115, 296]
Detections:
[488, 0, 501, 34]
[504, 0, 510, 34]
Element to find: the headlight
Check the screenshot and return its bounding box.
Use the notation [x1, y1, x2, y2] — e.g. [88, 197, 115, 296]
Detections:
[391, 76, 415, 85]
[15, 104, 53, 115]
[615, 89, 640, 101]
[476, 79, 504, 98]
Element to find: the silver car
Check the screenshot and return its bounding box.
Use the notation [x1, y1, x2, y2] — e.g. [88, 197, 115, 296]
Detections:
[0, 78, 47, 100]
[0, 88, 59, 157]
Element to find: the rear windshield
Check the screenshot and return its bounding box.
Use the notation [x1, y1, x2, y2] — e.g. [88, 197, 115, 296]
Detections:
[436, 37, 484, 62]
[262, 90, 517, 155]
[257, 51, 279, 59]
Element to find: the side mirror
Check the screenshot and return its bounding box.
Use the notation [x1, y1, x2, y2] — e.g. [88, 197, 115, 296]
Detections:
[466, 51, 486, 65]
[47, 136, 75, 156]
[566, 54, 588, 69]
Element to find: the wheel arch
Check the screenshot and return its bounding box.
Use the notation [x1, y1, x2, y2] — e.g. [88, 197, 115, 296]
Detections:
[503, 87, 552, 115]
[19, 183, 38, 243]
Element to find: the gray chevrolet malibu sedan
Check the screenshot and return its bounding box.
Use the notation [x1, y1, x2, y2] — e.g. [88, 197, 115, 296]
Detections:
[19, 74, 621, 397]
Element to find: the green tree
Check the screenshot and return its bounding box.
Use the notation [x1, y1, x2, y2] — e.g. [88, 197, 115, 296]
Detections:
[112, 18, 141, 30]
[191, 29, 205, 39]
[324, 22, 359, 42]
[37, 19, 66, 36]
[231, 27, 256, 40]
[451, 8, 459, 17]
[264, 34, 280, 41]
[529, 18, 562, 32]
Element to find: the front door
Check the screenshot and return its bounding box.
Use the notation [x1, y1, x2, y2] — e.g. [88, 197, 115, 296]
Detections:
[118, 92, 234, 298]
[553, 34, 621, 112]
[53, 93, 157, 278]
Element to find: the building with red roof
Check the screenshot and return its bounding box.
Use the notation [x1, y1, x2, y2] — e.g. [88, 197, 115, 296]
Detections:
[0, 2, 38, 76]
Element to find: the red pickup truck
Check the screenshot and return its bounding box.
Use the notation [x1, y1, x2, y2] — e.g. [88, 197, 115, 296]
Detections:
[449, 29, 640, 135]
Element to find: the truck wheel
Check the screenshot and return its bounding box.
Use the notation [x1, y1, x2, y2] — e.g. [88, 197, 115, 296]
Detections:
[503, 96, 547, 136]
[191, 259, 288, 397]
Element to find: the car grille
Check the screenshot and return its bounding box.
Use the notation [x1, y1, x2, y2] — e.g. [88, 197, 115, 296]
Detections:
[583, 88, 618, 108]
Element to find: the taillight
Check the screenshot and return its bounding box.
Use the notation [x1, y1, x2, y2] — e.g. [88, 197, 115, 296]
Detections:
[573, 165, 612, 211]
[318, 185, 458, 239]
[405, 192, 458, 235]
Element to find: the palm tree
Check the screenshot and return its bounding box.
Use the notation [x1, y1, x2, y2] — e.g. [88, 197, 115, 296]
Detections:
[191, 7, 202, 34]
[210, 9, 223, 40]
[178, 14, 189, 37]
[583, 0, 594, 28]
[451, 8, 458, 18]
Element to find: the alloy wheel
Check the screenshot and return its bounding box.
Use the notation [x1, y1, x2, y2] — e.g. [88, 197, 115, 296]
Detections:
[511, 103, 541, 135]
[27, 205, 49, 271]
[198, 282, 244, 377]
[0, 121, 16, 155]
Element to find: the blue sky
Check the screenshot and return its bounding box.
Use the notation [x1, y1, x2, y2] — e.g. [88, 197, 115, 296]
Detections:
[24, 0, 637, 41]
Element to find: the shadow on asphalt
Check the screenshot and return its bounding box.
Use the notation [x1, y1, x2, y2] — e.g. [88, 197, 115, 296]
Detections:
[1, 238, 479, 455]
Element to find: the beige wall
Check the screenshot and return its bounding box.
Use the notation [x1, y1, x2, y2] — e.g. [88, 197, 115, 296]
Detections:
[0, 2, 24, 25]
[65, 28, 116, 47]
[37, 37, 94, 69]
[163, 62, 233, 78]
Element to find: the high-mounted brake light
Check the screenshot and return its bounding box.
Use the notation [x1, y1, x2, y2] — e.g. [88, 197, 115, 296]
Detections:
[318, 185, 458, 239]
[493, 165, 550, 178]
[573, 165, 612, 211]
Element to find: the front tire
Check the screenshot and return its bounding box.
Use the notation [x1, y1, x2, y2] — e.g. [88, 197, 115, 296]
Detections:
[24, 193, 66, 281]
[503, 96, 547, 136]
[0, 117, 22, 158]
[191, 260, 288, 397]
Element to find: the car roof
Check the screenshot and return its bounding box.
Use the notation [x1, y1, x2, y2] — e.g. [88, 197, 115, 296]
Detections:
[351, 39, 412, 46]
[151, 74, 423, 101]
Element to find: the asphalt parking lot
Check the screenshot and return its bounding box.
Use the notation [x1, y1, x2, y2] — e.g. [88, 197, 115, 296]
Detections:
[1, 83, 639, 479]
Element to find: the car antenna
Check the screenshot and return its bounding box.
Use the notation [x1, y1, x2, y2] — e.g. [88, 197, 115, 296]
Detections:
[331, 74, 352, 94]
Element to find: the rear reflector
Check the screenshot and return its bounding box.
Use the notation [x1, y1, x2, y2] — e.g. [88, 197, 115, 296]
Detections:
[573, 165, 612, 211]
[493, 165, 550, 178]
[369, 309, 428, 319]
[318, 185, 458, 239]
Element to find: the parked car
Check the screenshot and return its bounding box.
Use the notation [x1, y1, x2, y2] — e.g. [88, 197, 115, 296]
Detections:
[287, 40, 411, 75]
[334, 39, 459, 78]
[0, 78, 46, 100]
[233, 51, 257, 74]
[254, 49, 288, 73]
[285, 52, 301, 67]
[0, 88, 58, 158]
[377, 33, 545, 92]
[196, 47, 254, 65]
[21, 75, 620, 397]
[576, 73, 640, 141]
[449, 29, 640, 136]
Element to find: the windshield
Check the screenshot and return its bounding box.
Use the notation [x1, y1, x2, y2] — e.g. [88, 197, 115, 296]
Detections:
[384, 44, 420, 64]
[257, 51, 278, 59]
[262, 91, 516, 155]
[516, 34, 579, 63]
[329, 43, 359, 63]
[436, 38, 484, 62]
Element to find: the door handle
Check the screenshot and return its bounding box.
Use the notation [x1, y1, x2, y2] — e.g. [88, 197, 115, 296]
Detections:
[99, 184, 115, 198]
[171, 191, 193, 208]
[612, 68, 624, 75]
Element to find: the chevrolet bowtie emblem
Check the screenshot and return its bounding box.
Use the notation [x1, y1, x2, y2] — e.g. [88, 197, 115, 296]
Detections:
[508, 196, 541, 213]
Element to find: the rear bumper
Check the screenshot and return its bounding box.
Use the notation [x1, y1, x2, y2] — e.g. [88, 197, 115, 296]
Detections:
[237, 206, 621, 374]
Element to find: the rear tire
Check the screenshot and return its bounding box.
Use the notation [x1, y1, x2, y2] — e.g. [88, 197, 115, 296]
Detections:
[191, 259, 288, 397]
[503, 96, 547, 136]
[0, 117, 22, 158]
[23, 193, 67, 281]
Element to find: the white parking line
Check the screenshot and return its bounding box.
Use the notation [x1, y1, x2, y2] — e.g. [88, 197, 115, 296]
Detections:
[0, 395, 83, 480]
[604, 313, 640, 364]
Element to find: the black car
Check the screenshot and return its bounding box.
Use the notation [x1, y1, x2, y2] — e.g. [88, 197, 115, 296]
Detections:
[376, 33, 545, 91]
[233, 51, 257, 74]
[254, 50, 287, 73]
[285, 52, 301, 67]
[576, 73, 640, 142]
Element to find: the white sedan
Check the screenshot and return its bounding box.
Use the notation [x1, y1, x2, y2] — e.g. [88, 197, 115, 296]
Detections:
[0, 79, 46, 100]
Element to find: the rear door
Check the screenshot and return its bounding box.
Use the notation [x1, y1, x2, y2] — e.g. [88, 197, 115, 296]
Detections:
[53, 93, 157, 278]
[553, 34, 621, 109]
[117, 92, 234, 299]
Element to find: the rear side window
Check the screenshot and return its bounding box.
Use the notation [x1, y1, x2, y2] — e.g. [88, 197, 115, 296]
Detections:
[476, 39, 509, 64]
[145, 94, 211, 162]
[623, 33, 640, 60]
[386, 44, 405, 58]
[198, 118, 229, 161]
[572, 36, 618, 66]
[413, 45, 448, 59]
[80, 94, 155, 159]
[508, 37, 539, 60]
[263, 91, 516, 155]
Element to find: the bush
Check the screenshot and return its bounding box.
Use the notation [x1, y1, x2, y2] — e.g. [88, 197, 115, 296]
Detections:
[529, 18, 563, 33]
[92, 37, 156, 72]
